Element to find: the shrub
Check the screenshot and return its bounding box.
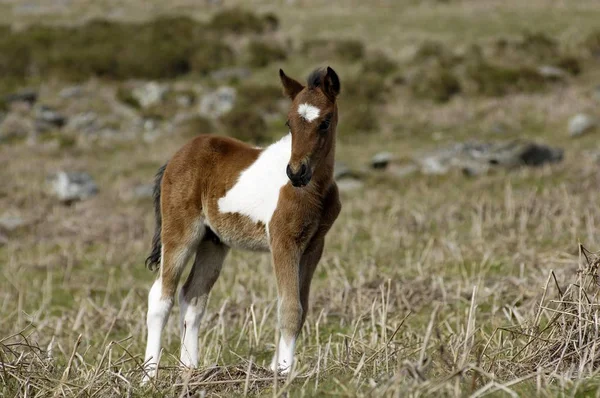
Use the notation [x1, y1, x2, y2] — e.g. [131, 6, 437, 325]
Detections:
[555, 55, 581, 75]
[301, 38, 365, 62]
[236, 84, 283, 112]
[344, 73, 388, 103]
[116, 86, 141, 109]
[362, 51, 397, 76]
[209, 8, 270, 34]
[190, 41, 235, 75]
[0, 16, 240, 83]
[177, 115, 214, 138]
[221, 108, 268, 143]
[517, 31, 559, 61]
[465, 60, 546, 96]
[583, 30, 600, 57]
[410, 66, 461, 102]
[341, 104, 378, 134]
[413, 40, 458, 67]
[246, 41, 287, 68]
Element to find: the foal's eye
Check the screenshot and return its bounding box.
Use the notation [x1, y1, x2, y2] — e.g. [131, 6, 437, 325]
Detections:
[285, 120, 290, 128]
[318, 119, 330, 132]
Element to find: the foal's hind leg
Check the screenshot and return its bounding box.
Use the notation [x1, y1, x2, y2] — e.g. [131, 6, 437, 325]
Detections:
[179, 235, 229, 368]
[143, 225, 203, 382]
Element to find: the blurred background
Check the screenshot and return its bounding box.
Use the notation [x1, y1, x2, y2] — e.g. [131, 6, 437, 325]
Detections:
[1, 0, 600, 396]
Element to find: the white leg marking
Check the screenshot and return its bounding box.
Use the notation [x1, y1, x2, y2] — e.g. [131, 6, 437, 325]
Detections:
[298, 103, 320, 122]
[142, 278, 173, 383]
[270, 335, 296, 374]
[179, 290, 203, 368]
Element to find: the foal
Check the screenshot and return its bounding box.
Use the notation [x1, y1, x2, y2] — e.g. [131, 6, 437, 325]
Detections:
[142, 67, 342, 381]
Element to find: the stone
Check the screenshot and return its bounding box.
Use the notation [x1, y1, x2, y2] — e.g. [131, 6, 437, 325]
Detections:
[47, 171, 98, 203]
[0, 214, 26, 231]
[537, 65, 566, 80]
[132, 82, 169, 109]
[199, 87, 236, 119]
[334, 162, 355, 180]
[568, 113, 597, 137]
[4, 89, 38, 105]
[67, 112, 99, 134]
[415, 140, 563, 176]
[0, 113, 34, 142]
[371, 152, 394, 169]
[132, 184, 154, 199]
[59, 85, 84, 99]
[209, 67, 251, 82]
[387, 163, 419, 178]
[35, 105, 66, 130]
[337, 178, 364, 192]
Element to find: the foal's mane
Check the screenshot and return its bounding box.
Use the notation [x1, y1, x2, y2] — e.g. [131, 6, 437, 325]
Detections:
[307, 67, 327, 89]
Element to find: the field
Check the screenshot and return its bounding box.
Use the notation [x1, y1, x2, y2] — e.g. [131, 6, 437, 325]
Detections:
[2, 0, 600, 396]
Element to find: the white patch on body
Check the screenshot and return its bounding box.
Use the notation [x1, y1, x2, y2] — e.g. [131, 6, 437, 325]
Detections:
[297, 103, 320, 122]
[270, 335, 296, 374]
[218, 134, 291, 228]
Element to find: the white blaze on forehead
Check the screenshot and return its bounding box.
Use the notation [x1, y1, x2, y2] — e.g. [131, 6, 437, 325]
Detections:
[218, 134, 291, 227]
[297, 103, 320, 122]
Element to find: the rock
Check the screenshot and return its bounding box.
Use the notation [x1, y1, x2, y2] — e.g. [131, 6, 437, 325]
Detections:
[4, 89, 38, 105]
[176, 94, 194, 108]
[0, 214, 26, 231]
[59, 85, 84, 99]
[0, 113, 34, 142]
[387, 163, 419, 178]
[337, 178, 364, 192]
[133, 184, 154, 199]
[537, 65, 566, 80]
[67, 112, 99, 134]
[568, 113, 597, 137]
[334, 162, 355, 180]
[209, 67, 251, 82]
[371, 152, 394, 169]
[416, 140, 563, 176]
[594, 86, 600, 102]
[47, 171, 98, 203]
[199, 87, 236, 119]
[132, 82, 169, 109]
[34, 105, 66, 132]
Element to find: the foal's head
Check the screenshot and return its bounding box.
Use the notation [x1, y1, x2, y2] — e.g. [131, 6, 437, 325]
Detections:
[279, 67, 340, 187]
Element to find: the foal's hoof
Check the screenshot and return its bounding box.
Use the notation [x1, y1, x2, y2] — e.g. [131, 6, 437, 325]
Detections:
[269, 358, 292, 375]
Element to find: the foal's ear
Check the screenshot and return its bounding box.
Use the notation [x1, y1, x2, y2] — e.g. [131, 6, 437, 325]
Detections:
[279, 69, 304, 100]
[323, 66, 341, 100]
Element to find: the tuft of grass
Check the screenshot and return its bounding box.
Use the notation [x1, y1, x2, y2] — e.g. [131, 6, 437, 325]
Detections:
[410, 65, 461, 102]
[208, 8, 276, 34]
[221, 108, 268, 143]
[246, 41, 287, 68]
[176, 115, 214, 138]
[361, 51, 397, 77]
[301, 38, 365, 62]
[465, 60, 546, 96]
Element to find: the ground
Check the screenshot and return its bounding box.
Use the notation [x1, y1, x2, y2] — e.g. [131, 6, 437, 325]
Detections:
[1, 0, 600, 396]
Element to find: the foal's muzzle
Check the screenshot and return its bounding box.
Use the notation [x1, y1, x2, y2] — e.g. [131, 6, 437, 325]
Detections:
[286, 163, 312, 187]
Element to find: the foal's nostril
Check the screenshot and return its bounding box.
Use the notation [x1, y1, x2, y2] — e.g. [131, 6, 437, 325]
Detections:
[286, 164, 293, 180]
[299, 163, 307, 177]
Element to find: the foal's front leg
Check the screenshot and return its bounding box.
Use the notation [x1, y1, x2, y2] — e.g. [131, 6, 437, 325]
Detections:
[269, 238, 303, 374]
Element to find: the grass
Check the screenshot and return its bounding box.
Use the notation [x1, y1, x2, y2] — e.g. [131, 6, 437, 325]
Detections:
[2, 0, 600, 397]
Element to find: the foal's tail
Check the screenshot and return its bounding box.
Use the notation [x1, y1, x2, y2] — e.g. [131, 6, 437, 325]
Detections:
[145, 163, 167, 271]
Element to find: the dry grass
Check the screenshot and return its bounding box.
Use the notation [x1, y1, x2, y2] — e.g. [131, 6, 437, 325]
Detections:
[2, 0, 600, 397]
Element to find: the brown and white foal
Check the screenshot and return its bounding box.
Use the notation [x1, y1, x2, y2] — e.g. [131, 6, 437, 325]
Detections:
[142, 67, 342, 381]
